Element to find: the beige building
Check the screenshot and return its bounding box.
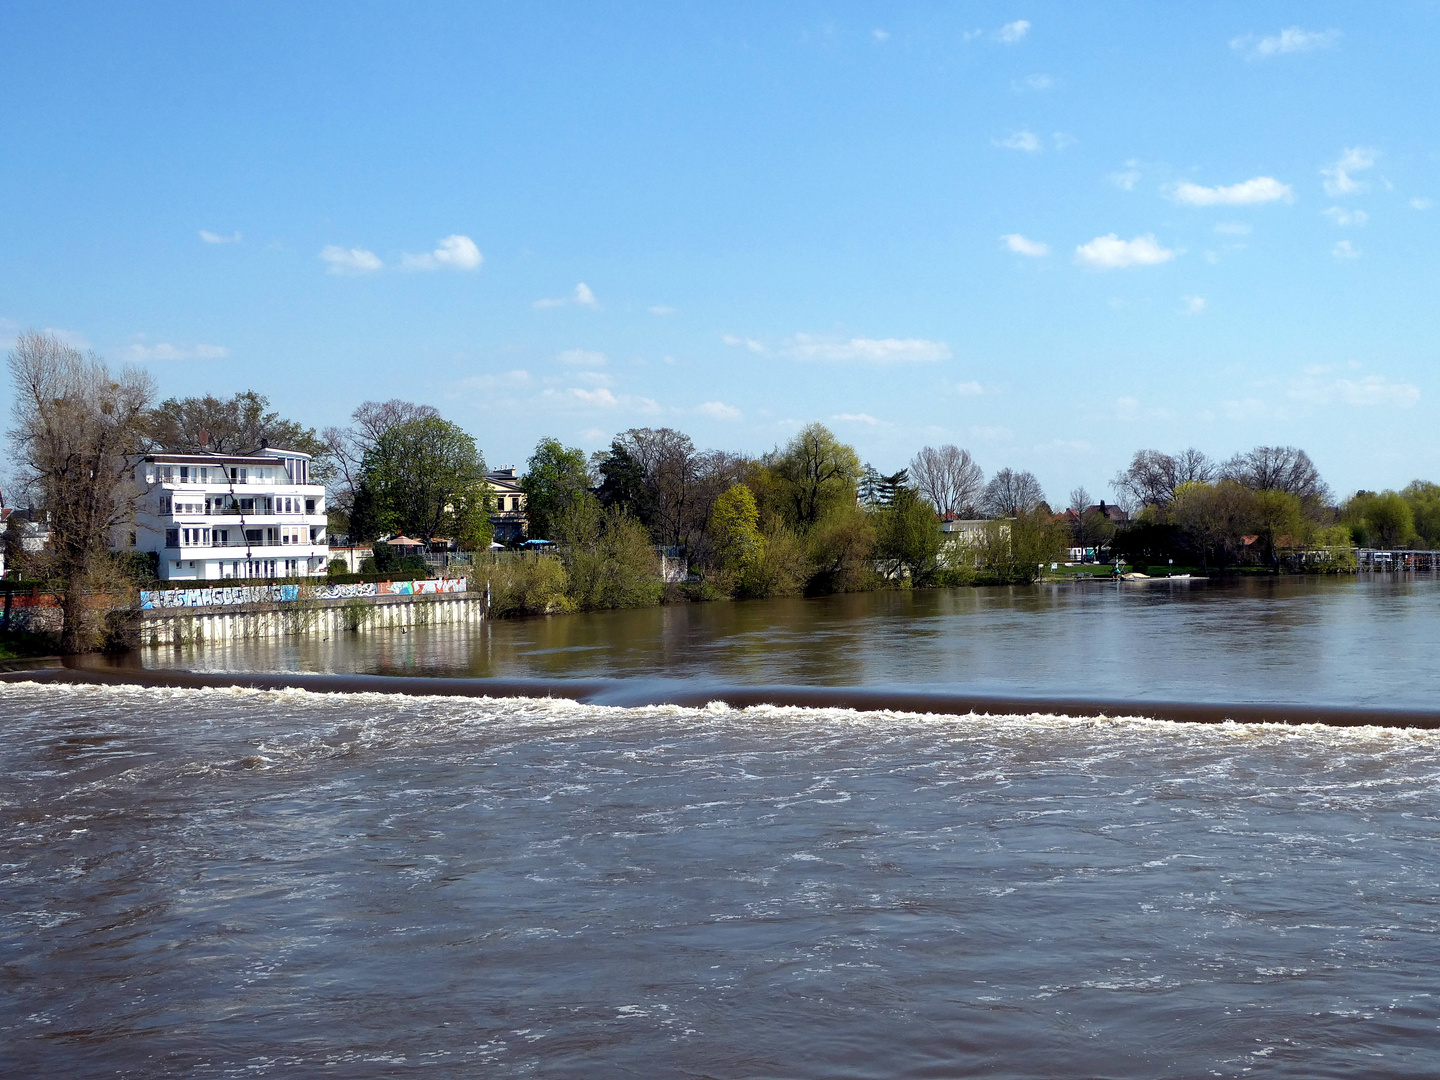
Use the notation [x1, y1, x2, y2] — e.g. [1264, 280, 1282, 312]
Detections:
[485, 468, 528, 543]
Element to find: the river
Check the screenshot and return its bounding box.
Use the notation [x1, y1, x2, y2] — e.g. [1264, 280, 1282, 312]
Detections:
[3, 577, 1440, 1077]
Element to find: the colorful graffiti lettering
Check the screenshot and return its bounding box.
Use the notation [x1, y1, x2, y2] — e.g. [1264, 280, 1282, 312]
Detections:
[138, 578, 466, 610]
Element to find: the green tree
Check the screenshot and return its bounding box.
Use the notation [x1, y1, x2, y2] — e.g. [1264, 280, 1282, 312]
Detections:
[358, 416, 491, 545]
[806, 501, 877, 593]
[1362, 491, 1415, 550]
[875, 488, 942, 584]
[554, 493, 663, 610]
[708, 483, 763, 579]
[520, 437, 591, 540]
[774, 423, 862, 528]
[1402, 481, 1440, 548]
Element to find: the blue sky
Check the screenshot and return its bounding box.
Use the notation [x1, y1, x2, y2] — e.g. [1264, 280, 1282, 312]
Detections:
[3, 2, 1438, 503]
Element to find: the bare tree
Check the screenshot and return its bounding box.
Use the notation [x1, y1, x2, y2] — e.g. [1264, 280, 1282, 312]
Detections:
[1221, 446, 1330, 505]
[1068, 486, 1091, 516]
[8, 332, 155, 652]
[909, 445, 985, 518]
[1112, 447, 1215, 508]
[982, 467, 1046, 517]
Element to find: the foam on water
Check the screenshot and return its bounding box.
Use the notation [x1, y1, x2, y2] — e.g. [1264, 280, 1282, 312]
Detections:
[5, 680, 1440, 1078]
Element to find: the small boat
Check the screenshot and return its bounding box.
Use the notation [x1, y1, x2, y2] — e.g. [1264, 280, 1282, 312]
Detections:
[1121, 572, 1192, 582]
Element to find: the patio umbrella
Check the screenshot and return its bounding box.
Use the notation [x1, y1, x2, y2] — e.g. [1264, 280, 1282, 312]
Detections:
[387, 535, 425, 547]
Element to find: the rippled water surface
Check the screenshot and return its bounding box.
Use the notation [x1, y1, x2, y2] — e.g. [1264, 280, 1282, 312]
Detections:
[5, 682, 1440, 1077]
[142, 576, 1440, 709]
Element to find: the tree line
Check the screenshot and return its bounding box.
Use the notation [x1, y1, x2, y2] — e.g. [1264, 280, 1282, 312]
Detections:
[9, 327, 1440, 647]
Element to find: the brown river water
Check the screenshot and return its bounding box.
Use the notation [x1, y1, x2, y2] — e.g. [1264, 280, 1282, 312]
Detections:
[4, 577, 1440, 1076]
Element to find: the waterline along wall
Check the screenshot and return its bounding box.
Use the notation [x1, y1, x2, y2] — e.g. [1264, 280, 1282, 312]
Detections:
[136, 578, 483, 646]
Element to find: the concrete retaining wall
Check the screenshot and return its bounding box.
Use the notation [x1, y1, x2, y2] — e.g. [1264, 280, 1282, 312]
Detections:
[138, 593, 486, 647]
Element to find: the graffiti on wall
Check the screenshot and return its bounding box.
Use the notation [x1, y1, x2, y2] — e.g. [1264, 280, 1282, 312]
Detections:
[138, 577, 466, 610]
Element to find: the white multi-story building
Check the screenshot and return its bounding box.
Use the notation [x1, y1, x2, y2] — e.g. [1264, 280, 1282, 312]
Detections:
[124, 447, 329, 581]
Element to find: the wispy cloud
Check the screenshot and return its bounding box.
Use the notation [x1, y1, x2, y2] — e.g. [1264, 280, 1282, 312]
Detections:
[994, 129, 1042, 153]
[648, 305, 676, 316]
[557, 348, 607, 367]
[320, 245, 383, 275]
[997, 19, 1030, 43]
[789, 334, 950, 364]
[1109, 162, 1141, 190]
[722, 334, 766, 354]
[401, 234, 483, 271]
[120, 341, 230, 362]
[199, 230, 241, 244]
[1169, 176, 1293, 206]
[697, 400, 742, 421]
[1075, 234, 1176, 270]
[1322, 147, 1377, 197]
[871, 28, 890, 42]
[1323, 206, 1368, 227]
[1002, 233, 1050, 257]
[1411, 197, 1434, 210]
[1182, 296, 1207, 315]
[1332, 240, 1360, 259]
[1231, 27, 1340, 59]
[534, 282, 600, 309]
[1213, 222, 1252, 235]
[832, 412, 881, 425]
[1013, 73, 1054, 91]
[951, 381, 986, 396]
[1289, 369, 1419, 408]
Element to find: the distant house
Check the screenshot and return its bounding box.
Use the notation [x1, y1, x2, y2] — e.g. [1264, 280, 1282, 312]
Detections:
[484, 467, 528, 543]
[938, 516, 1001, 543]
[2, 507, 50, 554]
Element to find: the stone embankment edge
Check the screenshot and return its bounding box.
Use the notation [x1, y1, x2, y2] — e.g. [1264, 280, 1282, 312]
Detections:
[3, 663, 1438, 730]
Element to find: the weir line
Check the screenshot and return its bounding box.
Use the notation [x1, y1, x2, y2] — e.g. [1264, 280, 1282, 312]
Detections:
[4, 659, 1440, 730]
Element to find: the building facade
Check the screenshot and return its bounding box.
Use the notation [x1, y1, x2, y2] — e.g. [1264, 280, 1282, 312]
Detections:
[124, 448, 329, 581]
[485, 467, 529, 543]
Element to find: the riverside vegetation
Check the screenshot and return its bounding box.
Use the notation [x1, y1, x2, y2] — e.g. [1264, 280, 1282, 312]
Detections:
[8, 328, 1439, 644]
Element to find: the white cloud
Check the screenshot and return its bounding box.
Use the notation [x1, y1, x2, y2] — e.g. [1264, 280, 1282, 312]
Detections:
[961, 29, 983, 42]
[1002, 233, 1050, 257]
[1052, 132, 1076, 151]
[832, 412, 880, 425]
[1322, 146, 1377, 197]
[1410, 197, 1433, 210]
[1213, 222, 1252, 235]
[1182, 296, 1207, 315]
[952, 381, 985, 396]
[1332, 240, 1360, 259]
[199, 230, 241, 244]
[995, 129, 1042, 153]
[997, 19, 1030, 43]
[1169, 176, 1293, 206]
[565, 387, 620, 408]
[1289, 371, 1419, 409]
[649, 305, 676, 315]
[871, 28, 890, 42]
[1232, 27, 1340, 59]
[320, 245, 382, 275]
[558, 348, 607, 367]
[722, 334, 767, 354]
[533, 282, 599, 309]
[697, 400, 742, 421]
[120, 341, 230, 362]
[1109, 165, 1141, 191]
[1222, 397, 1276, 421]
[401, 234, 483, 271]
[1074, 233, 1176, 270]
[1324, 206, 1368, 227]
[1014, 73, 1054, 91]
[788, 333, 950, 364]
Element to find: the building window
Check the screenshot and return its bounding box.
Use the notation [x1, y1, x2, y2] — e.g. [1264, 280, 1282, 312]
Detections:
[165, 528, 179, 548]
[305, 498, 316, 513]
